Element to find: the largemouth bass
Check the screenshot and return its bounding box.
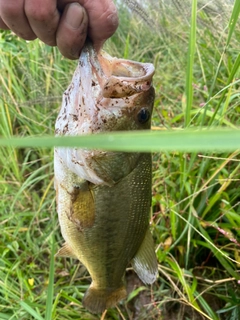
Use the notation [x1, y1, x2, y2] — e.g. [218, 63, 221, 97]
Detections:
[54, 43, 158, 314]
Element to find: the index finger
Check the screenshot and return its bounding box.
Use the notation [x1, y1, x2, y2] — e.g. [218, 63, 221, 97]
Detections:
[0, 0, 36, 39]
[25, 0, 60, 46]
[58, 0, 118, 48]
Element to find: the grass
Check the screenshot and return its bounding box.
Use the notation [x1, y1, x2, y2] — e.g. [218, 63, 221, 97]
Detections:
[0, 0, 240, 319]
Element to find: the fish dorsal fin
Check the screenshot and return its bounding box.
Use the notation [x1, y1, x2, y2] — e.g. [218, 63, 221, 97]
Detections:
[131, 228, 158, 284]
[55, 242, 78, 259]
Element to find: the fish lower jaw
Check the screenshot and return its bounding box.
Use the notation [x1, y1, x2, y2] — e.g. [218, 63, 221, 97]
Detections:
[82, 283, 127, 314]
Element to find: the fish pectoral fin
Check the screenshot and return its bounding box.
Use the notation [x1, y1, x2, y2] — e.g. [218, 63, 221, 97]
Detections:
[55, 242, 78, 259]
[69, 183, 95, 230]
[131, 228, 158, 284]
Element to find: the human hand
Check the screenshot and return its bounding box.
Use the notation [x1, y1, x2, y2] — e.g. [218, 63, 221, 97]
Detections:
[0, 0, 118, 59]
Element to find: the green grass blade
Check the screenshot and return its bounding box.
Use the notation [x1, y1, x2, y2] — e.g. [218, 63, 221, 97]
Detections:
[19, 301, 44, 320]
[45, 238, 55, 320]
[197, 226, 239, 279]
[166, 256, 200, 309]
[0, 313, 12, 320]
[209, 53, 240, 125]
[227, 0, 240, 46]
[184, 0, 197, 127]
[0, 129, 239, 151]
[195, 293, 219, 320]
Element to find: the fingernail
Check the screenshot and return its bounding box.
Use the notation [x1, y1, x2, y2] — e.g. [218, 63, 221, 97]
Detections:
[65, 3, 84, 29]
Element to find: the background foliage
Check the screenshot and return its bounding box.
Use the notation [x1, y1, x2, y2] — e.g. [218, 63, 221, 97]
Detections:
[0, 0, 240, 319]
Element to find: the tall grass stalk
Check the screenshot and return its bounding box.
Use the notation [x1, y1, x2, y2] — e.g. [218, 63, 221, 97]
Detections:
[45, 238, 55, 320]
[185, 0, 197, 127]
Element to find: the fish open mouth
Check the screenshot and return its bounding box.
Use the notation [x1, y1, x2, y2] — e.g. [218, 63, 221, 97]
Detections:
[96, 51, 155, 99]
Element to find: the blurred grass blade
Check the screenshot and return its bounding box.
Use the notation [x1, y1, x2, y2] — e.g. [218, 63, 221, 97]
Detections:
[227, 0, 240, 46]
[209, 53, 240, 125]
[45, 238, 55, 320]
[185, 0, 197, 127]
[0, 129, 240, 152]
[126, 286, 146, 302]
[0, 314, 12, 320]
[197, 225, 239, 279]
[20, 301, 44, 320]
[195, 293, 219, 320]
[166, 256, 200, 309]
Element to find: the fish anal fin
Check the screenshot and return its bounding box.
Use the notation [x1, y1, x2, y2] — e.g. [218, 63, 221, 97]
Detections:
[131, 228, 158, 284]
[55, 242, 78, 259]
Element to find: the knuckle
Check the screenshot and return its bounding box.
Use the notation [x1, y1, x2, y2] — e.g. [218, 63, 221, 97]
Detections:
[1, 3, 22, 19]
[27, 6, 56, 22]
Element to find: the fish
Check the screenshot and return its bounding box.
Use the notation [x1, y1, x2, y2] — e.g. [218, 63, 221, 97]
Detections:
[54, 43, 158, 314]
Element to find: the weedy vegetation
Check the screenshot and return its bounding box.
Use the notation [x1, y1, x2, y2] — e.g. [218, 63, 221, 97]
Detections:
[0, 0, 240, 319]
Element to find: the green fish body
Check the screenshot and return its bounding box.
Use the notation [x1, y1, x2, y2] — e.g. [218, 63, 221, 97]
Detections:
[55, 44, 158, 314]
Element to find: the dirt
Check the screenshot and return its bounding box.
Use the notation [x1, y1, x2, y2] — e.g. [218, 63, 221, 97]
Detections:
[126, 271, 225, 320]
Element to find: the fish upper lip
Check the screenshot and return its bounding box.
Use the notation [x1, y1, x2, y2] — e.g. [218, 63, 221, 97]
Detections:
[110, 60, 154, 80]
[97, 51, 155, 84]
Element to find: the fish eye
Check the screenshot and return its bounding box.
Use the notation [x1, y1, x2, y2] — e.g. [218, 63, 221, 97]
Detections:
[137, 108, 150, 124]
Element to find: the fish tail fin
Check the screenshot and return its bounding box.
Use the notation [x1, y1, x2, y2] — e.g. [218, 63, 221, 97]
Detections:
[83, 284, 127, 314]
